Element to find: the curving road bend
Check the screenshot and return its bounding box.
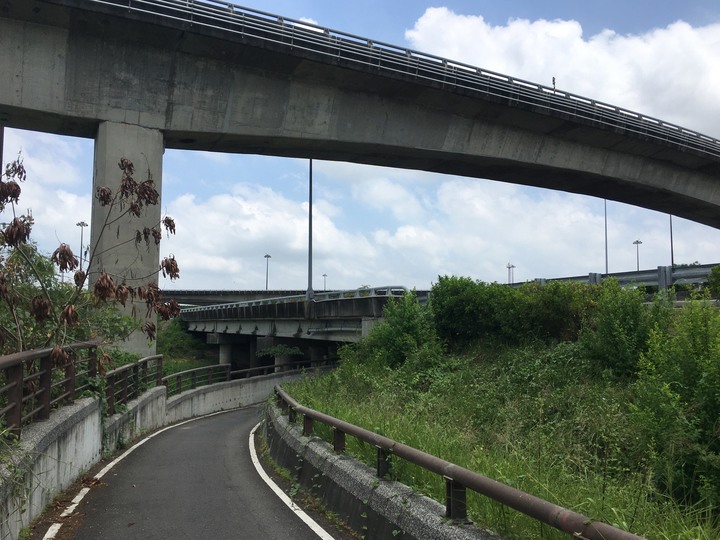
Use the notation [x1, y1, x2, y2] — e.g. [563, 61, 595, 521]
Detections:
[71, 406, 333, 539]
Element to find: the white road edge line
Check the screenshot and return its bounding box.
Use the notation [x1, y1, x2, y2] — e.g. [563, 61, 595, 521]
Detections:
[41, 409, 238, 540]
[249, 421, 336, 540]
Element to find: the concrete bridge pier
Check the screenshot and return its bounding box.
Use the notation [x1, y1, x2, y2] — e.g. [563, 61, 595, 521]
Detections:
[210, 334, 258, 371]
[235, 335, 258, 371]
[90, 121, 164, 356]
[306, 341, 339, 367]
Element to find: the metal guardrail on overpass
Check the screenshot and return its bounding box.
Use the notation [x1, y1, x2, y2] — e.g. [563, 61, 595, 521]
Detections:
[180, 285, 407, 320]
[542, 263, 718, 289]
[82, 0, 720, 158]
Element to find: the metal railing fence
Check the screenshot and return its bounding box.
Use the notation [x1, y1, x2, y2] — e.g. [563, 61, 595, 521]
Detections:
[161, 359, 326, 397]
[274, 385, 646, 540]
[0, 341, 100, 435]
[75, 0, 720, 158]
[0, 339, 331, 435]
[180, 285, 406, 318]
[104, 354, 163, 415]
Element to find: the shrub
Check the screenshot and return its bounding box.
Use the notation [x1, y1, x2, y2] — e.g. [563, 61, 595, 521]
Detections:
[708, 265, 720, 298]
[579, 279, 662, 377]
[631, 294, 720, 505]
[350, 291, 441, 369]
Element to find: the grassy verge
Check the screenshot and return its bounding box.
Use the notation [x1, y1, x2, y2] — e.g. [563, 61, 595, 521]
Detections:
[284, 342, 720, 539]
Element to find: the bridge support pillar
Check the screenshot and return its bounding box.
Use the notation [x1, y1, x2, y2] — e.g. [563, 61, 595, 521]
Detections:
[90, 121, 164, 356]
[219, 344, 232, 365]
[236, 336, 258, 371]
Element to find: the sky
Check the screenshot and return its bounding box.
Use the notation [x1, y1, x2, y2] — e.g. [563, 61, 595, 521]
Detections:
[2, 0, 720, 292]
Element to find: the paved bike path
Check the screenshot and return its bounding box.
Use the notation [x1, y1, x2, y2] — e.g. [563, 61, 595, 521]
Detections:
[73, 406, 328, 539]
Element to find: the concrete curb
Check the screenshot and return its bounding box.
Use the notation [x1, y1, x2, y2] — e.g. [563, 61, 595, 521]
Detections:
[265, 402, 503, 540]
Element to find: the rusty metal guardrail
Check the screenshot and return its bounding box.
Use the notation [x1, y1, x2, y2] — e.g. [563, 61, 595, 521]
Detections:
[162, 359, 330, 397]
[104, 354, 163, 415]
[0, 341, 100, 435]
[0, 338, 332, 435]
[76, 0, 720, 159]
[274, 385, 646, 540]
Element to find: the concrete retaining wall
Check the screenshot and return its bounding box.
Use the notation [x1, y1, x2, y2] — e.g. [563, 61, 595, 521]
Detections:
[265, 403, 501, 540]
[0, 371, 305, 539]
[0, 398, 102, 540]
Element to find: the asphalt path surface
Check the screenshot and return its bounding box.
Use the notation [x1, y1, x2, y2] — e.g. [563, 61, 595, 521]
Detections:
[72, 406, 329, 539]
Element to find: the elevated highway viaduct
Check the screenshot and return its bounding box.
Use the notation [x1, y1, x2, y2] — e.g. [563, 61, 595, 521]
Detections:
[1, 0, 719, 351]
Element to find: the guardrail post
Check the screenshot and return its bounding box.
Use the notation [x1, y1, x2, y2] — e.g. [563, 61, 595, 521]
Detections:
[332, 428, 345, 453]
[155, 356, 163, 387]
[175, 374, 182, 395]
[132, 363, 140, 399]
[191, 371, 197, 389]
[289, 406, 297, 423]
[120, 370, 129, 405]
[65, 356, 76, 402]
[376, 447, 391, 478]
[140, 361, 148, 389]
[39, 354, 52, 420]
[5, 364, 23, 434]
[106, 376, 116, 415]
[302, 415, 313, 436]
[445, 477, 469, 522]
[88, 346, 98, 378]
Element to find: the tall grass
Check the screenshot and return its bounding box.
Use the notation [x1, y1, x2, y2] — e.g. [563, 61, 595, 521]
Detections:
[284, 286, 720, 539]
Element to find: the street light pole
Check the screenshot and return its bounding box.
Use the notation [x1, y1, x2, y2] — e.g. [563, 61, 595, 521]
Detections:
[264, 254, 271, 290]
[323, 273, 327, 291]
[633, 239, 642, 271]
[669, 215, 675, 267]
[307, 159, 314, 300]
[76, 221, 88, 272]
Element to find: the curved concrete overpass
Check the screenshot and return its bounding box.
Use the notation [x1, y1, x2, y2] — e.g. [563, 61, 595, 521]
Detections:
[1, 0, 719, 229]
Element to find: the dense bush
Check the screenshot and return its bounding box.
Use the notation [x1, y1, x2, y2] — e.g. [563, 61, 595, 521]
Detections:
[579, 279, 673, 377]
[431, 276, 595, 349]
[156, 317, 208, 359]
[344, 290, 442, 369]
[708, 265, 720, 298]
[631, 294, 720, 506]
[430, 276, 527, 347]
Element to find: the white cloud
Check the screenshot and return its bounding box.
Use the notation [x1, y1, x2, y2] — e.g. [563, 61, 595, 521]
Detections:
[405, 9, 720, 138]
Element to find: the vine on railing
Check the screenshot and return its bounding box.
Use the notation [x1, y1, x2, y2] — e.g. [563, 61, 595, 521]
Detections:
[273, 385, 646, 540]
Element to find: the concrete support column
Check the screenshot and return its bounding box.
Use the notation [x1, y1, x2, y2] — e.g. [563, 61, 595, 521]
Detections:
[91, 121, 164, 356]
[274, 354, 292, 372]
[219, 344, 233, 365]
[235, 336, 258, 372]
[308, 344, 325, 367]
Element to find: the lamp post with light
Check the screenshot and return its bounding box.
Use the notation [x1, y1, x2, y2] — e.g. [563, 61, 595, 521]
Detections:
[506, 262, 515, 285]
[264, 254, 271, 290]
[76, 221, 88, 271]
[322, 273, 327, 291]
[633, 239, 642, 271]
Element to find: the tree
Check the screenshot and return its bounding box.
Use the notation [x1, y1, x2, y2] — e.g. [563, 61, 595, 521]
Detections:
[0, 153, 181, 356]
